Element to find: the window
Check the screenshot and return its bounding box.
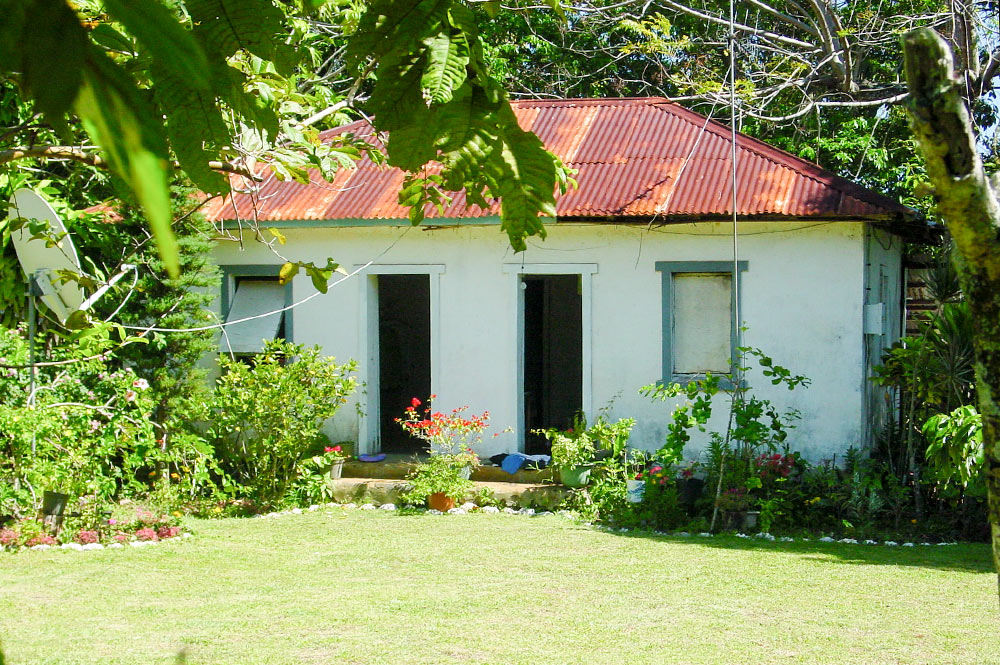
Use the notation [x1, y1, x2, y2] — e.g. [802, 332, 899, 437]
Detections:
[655, 261, 747, 385]
[220, 266, 293, 354]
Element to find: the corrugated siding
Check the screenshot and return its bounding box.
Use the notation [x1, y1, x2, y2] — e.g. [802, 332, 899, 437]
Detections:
[203, 97, 909, 223]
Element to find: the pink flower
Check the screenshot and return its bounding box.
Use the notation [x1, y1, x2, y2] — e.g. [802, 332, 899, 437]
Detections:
[0, 527, 17, 546]
[108, 518, 117, 526]
[113, 533, 129, 543]
[124, 390, 137, 402]
[132, 378, 149, 390]
[74, 530, 99, 545]
[157, 525, 181, 539]
[136, 527, 158, 542]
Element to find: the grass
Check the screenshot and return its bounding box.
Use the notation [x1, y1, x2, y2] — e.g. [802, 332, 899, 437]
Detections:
[0, 509, 997, 665]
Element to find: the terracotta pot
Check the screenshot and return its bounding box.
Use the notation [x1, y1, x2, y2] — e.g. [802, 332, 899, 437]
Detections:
[427, 492, 456, 512]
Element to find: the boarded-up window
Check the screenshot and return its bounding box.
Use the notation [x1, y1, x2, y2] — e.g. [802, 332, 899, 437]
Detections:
[222, 278, 286, 354]
[672, 273, 732, 375]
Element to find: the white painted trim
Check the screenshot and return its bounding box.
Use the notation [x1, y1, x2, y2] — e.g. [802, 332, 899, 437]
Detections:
[356, 264, 444, 454]
[505, 263, 597, 451]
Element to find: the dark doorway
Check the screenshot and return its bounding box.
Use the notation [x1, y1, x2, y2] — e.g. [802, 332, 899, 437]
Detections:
[523, 274, 583, 454]
[378, 274, 431, 453]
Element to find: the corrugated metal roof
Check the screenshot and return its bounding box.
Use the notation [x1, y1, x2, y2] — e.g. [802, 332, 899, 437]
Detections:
[203, 97, 911, 223]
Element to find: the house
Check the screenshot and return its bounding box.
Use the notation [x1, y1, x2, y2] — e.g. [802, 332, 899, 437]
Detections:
[203, 97, 920, 461]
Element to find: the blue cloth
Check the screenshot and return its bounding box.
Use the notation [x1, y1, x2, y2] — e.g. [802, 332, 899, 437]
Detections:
[501, 453, 527, 474]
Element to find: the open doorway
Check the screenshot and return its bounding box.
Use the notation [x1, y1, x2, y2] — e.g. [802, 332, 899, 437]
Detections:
[377, 274, 431, 453]
[523, 274, 583, 454]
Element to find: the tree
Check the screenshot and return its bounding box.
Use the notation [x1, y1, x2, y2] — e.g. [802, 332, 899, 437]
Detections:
[902, 27, 1000, 598]
[0, 0, 569, 278]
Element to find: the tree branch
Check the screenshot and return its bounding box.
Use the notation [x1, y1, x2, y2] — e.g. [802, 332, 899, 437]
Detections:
[0, 145, 262, 182]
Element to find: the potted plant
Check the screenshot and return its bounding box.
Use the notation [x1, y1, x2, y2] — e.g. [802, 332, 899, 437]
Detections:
[715, 487, 752, 530]
[324, 444, 351, 479]
[676, 460, 705, 508]
[546, 430, 596, 487]
[401, 450, 477, 510]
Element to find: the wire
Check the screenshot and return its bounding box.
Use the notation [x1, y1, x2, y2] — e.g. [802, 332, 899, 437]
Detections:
[121, 226, 412, 334]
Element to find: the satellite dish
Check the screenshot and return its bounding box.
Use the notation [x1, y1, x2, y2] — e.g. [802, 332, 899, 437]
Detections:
[7, 189, 85, 323]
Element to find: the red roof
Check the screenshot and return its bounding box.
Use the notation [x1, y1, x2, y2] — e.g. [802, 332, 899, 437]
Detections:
[203, 97, 911, 223]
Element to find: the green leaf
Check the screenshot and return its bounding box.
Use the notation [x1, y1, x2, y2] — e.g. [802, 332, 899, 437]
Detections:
[152, 64, 230, 194]
[268, 228, 287, 245]
[421, 30, 470, 104]
[20, 0, 88, 127]
[482, 0, 500, 18]
[187, 0, 298, 75]
[75, 50, 178, 276]
[278, 262, 298, 285]
[103, 0, 211, 89]
[347, 0, 452, 70]
[90, 24, 135, 53]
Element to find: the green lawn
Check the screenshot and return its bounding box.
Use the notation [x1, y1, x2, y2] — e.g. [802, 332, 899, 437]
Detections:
[1, 509, 997, 665]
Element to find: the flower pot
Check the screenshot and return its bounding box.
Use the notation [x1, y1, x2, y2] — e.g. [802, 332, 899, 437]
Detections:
[458, 465, 472, 480]
[625, 479, 645, 503]
[559, 465, 592, 488]
[677, 477, 705, 507]
[427, 492, 456, 512]
[329, 460, 345, 480]
[41, 490, 69, 517]
[742, 510, 760, 531]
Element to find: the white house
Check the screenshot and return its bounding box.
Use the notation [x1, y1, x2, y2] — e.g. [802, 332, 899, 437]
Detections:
[204, 97, 921, 462]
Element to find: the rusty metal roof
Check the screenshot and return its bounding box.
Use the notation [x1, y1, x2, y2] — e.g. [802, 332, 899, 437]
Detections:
[203, 97, 911, 223]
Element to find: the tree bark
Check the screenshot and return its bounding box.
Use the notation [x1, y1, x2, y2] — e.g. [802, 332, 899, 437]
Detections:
[902, 28, 1000, 604]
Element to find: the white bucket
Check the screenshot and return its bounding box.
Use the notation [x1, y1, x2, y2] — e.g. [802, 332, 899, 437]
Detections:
[626, 479, 645, 503]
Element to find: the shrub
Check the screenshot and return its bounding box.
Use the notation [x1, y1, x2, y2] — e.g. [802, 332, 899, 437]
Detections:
[208, 340, 357, 505]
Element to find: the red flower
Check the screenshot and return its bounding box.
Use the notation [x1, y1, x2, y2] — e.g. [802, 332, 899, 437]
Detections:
[411, 397, 421, 407]
[635, 472, 643, 480]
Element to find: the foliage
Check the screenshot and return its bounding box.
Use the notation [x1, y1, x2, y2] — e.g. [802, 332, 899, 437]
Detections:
[401, 451, 477, 504]
[545, 429, 595, 471]
[208, 340, 358, 505]
[0, 324, 161, 516]
[1, 0, 571, 274]
[923, 405, 984, 494]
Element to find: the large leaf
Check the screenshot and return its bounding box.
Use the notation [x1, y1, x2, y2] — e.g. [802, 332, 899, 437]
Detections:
[346, 0, 452, 69]
[20, 0, 87, 128]
[103, 0, 211, 89]
[75, 50, 178, 276]
[186, 0, 298, 75]
[420, 29, 470, 105]
[152, 64, 231, 194]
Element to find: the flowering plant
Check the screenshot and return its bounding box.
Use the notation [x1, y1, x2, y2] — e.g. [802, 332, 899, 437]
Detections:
[396, 396, 495, 456]
[754, 452, 797, 481]
[323, 444, 350, 462]
[677, 460, 703, 479]
[715, 487, 751, 512]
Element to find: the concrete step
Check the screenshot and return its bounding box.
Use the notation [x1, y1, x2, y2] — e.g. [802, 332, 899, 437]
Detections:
[326, 478, 568, 510]
[342, 457, 552, 484]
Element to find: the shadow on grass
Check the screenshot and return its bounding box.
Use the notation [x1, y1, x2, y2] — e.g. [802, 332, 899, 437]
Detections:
[608, 528, 995, 574]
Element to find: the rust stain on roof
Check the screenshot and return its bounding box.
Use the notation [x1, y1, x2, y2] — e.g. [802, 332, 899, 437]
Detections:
[203, 97, 910, 223]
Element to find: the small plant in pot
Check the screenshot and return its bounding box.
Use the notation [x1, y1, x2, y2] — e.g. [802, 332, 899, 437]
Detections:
[323, 444, 351, 479]
[401, 450, 477, 511]
[544, 429, 596, 487]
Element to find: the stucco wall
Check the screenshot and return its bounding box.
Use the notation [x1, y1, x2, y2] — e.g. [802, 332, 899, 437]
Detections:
[212, 220, 879, 462]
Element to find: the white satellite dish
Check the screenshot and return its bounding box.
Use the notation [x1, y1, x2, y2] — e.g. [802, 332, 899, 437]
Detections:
[8, 188, 85, 323]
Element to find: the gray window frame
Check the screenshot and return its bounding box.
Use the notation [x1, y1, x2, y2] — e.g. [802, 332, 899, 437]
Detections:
[655, 260, 748, 387]
[219, 264, 295, 349]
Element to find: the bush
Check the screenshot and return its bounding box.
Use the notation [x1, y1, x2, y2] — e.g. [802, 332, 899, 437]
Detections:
[208, 340, 357, 505]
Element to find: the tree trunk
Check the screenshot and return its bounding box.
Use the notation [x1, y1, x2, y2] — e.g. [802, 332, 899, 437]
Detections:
[902, 28, 1000, 603]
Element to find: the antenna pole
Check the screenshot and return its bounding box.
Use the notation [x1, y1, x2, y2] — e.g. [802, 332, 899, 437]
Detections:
[27, 273, 40, 454]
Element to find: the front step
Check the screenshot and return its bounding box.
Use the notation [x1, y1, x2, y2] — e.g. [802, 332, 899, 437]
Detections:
[326, 478, 568, 510]
[342, 457, 552, 484]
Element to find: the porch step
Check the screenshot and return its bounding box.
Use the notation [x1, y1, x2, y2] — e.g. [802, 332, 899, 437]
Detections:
[326, 478, 568, 510]
[342, 457, 552, 484]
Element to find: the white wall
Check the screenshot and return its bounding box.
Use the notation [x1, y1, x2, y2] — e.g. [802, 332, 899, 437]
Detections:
[212, 220, 872, 462]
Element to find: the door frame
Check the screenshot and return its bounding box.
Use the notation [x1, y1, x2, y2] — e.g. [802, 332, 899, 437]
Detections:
[502, 263, 597, 452]
[356, 264, 445, 455]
